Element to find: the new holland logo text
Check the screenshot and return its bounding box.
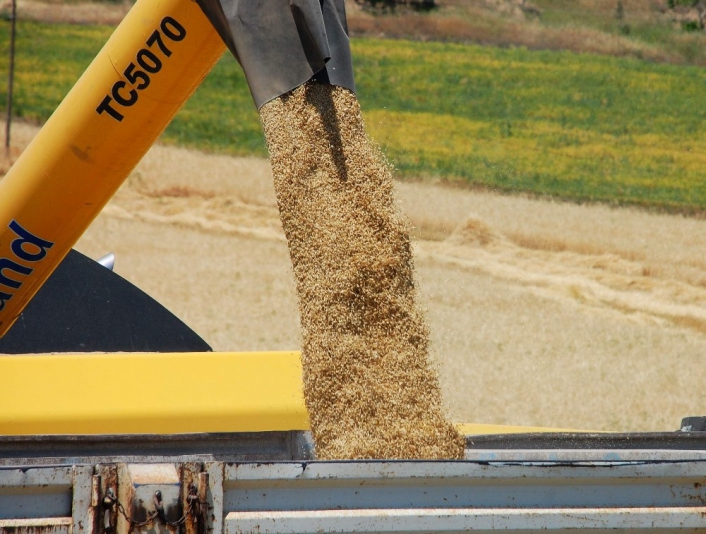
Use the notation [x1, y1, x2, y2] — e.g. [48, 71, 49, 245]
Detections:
[0, 220, 54, 312]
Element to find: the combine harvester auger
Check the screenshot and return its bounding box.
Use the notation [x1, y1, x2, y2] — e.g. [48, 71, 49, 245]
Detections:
[2, 0, 706, 532]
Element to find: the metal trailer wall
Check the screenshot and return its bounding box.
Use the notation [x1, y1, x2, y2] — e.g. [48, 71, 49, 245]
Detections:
[3, 432, 706, 533]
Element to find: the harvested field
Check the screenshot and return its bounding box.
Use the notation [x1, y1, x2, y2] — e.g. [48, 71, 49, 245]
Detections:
[4, 120, 706, 432]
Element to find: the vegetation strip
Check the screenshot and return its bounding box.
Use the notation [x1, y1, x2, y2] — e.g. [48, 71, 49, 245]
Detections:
[1, 22, 704, 213]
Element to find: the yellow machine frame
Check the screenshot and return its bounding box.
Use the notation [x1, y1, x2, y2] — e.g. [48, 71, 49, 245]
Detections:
[0, 351, 581, 436]
[0, 0, 224, 335]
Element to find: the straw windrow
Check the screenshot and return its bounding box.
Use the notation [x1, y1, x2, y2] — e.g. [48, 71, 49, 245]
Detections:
[260, 82, 464, 459]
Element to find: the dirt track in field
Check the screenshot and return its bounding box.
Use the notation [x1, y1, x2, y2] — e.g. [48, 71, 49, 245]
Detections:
[5, 121, 706, 432]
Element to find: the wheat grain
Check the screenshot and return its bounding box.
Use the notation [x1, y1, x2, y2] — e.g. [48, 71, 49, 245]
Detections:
[259, 82, 464, 460]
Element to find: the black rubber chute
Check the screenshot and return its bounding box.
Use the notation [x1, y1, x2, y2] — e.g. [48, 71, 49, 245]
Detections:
[0, 249, 212, 354]
[195, 0, 355, 109]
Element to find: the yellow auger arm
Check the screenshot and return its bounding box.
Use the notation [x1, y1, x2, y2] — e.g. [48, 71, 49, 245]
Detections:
[0, 0, 224, 336]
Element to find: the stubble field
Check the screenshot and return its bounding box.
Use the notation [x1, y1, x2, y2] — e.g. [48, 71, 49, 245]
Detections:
[4, 122, 691, 433]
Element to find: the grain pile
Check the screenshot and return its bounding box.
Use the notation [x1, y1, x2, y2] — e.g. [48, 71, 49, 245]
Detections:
[259, 81, 464, 459]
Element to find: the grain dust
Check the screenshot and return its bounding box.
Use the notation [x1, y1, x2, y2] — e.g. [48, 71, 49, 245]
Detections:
[260, 82, 464, 459]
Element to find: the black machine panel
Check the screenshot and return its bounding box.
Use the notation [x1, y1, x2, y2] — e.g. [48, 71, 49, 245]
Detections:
[0, 249, 212, 354]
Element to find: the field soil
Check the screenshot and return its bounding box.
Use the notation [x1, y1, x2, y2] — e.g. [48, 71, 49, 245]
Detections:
[5, 121, 706, 432]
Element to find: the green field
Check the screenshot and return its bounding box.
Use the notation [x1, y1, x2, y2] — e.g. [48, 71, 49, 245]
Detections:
[1, 21, 705, 213]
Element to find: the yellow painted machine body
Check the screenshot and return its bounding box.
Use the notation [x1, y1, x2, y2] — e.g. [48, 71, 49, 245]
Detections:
[1, 351, 309, 435]
[0, 0, 225, 335]
[0, 351, 586, 436]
